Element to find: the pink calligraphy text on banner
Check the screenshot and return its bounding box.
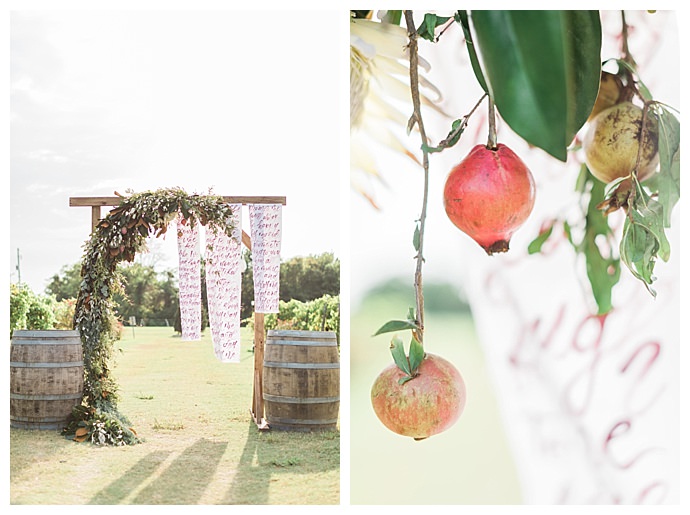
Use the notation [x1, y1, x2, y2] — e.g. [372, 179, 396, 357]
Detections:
[249, 204, 282, 313]
[176, 213, 201, 340]
[205, 205, 243, 363]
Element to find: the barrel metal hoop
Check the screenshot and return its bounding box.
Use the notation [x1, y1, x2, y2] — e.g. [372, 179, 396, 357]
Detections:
[264, 395, 339, 404]
[266, 339, 337, 347]
[268, 417, 339, 425]
[263, 361, 339, 369]
[11, 416, 68, 422]
[10, 392, 83, 401]
[10, 341, 81, 345]
[10, 361, 84, 368]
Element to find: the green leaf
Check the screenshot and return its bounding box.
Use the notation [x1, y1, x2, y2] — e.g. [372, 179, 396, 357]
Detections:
[381, 10, 402, 25]
[620, 220, 657, 295]
[651, 105, 680, 227]
[413, 222, 421, 252]
[563, 220, 574, 247]
[583, 231, 621, 315]
[389, 336, 411, 376]
[373, 319, 419, 336]
[408, 336, 424, 374]
[398, 375, 415, 386]
[422, 117, 468, 154]
[456, 10, 488, 92]
[619, 182, 671, 295]
[471, 10, 602, 161]
[406, 307, 416, 323]
[417, 13, 451, 42]
[527, 222, 555, 254]
[583, 169, 620, 314]
[631, 186, 671, 262]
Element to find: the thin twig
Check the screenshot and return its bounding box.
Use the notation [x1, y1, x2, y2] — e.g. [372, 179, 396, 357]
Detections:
[620, 10, 637, 68]
[627, 100, 653, 215]
[435, 17, 456, 41]
[404, 10, 429, 345]
[434, 93, 487, 150]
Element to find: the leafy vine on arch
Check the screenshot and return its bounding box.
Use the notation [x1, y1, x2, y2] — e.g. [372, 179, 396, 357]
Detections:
[66, 187, 236, 445]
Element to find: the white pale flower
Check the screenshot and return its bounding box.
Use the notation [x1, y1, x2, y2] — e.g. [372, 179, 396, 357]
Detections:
[350, 13, 444, 208]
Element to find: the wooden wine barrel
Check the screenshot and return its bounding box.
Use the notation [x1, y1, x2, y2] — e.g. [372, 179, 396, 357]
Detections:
[263, 330, 339, 431]
[10, 330, 84, 430]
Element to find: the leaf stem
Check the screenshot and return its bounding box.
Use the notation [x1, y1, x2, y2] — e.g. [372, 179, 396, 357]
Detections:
[404, 10, 429, 345]
[487, 96, 498, 149]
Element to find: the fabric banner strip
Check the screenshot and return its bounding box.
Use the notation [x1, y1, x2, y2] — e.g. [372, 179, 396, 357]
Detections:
[176, 214, 201, 341]
[249, 204, 282, 313]
[206, 205, 243, 363]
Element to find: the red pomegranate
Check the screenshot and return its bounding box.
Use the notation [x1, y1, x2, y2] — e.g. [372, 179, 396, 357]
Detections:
[371, 353, 466, 440]
[443, 143, 536, 254]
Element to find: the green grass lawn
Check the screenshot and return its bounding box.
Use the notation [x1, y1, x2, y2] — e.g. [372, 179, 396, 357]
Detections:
[9, 326, 339, 505]
[350, 291, 522, 504]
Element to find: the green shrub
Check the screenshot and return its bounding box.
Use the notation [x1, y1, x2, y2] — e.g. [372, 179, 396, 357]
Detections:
[245, 294, 340, 342]
[54, 298, 77, 329]
[10, 283, 57, 336]
[10, 284, 31, 335]
[9, 287, 118, 341]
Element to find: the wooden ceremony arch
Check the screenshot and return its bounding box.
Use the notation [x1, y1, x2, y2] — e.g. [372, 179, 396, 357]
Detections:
[70, 194, 286, 431]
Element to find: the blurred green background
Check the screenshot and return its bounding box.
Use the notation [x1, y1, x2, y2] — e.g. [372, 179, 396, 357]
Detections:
[350, 278, 523, 504]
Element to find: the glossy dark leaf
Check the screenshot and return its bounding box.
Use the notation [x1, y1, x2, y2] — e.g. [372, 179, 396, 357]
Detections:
[417, 13, 451, 42]
[456, 10, 487, 93]
[471, 10, 602, 161]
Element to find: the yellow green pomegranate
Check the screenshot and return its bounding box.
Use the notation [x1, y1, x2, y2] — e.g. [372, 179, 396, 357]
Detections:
[587, 71, 623, 122]
[583, 102, 659, 183]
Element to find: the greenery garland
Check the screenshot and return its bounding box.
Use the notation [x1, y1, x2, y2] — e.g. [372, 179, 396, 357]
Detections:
[65, 188, 236, 445]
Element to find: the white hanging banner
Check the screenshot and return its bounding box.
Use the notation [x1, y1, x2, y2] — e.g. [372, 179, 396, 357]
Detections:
[176, 213, 201, 341]
[456, 150, 681, 504]
[205, 205, 243, 363]
[249, 204, 282, 313]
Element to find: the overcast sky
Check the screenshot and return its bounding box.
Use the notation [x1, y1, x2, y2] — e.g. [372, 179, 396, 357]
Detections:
[9, 7, 344, 294]
[6, 7, 684, 309]
[349, 10, 682, 306]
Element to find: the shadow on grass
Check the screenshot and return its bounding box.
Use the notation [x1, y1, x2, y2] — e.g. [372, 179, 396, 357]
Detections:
[223, 422, 339, 504]
[88, 439, 227, 504]
[132, 438, 227, 504]
[88, 450, 172, 504]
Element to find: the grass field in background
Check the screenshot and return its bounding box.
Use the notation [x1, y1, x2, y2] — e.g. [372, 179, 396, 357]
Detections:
[350, 287, 522, 504]
[10, 326, 339, 505]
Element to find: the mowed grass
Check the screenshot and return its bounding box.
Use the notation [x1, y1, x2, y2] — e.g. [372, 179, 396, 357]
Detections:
[350, 291, 522, 504]
[9, 326, 339, 505]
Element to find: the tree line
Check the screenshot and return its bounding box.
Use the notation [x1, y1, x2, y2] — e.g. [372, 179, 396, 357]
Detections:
[11, 251, 339, 332]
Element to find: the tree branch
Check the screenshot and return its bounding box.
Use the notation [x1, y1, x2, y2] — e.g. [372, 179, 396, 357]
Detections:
[404, 10, 429, 345]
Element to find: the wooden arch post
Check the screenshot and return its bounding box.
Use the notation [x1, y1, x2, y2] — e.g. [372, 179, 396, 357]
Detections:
[69, 194, 286, 431]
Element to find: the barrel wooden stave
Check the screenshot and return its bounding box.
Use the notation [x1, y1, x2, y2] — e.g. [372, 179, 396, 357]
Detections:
[10, 330, 84, 430]
[263, 330, 339, 431]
